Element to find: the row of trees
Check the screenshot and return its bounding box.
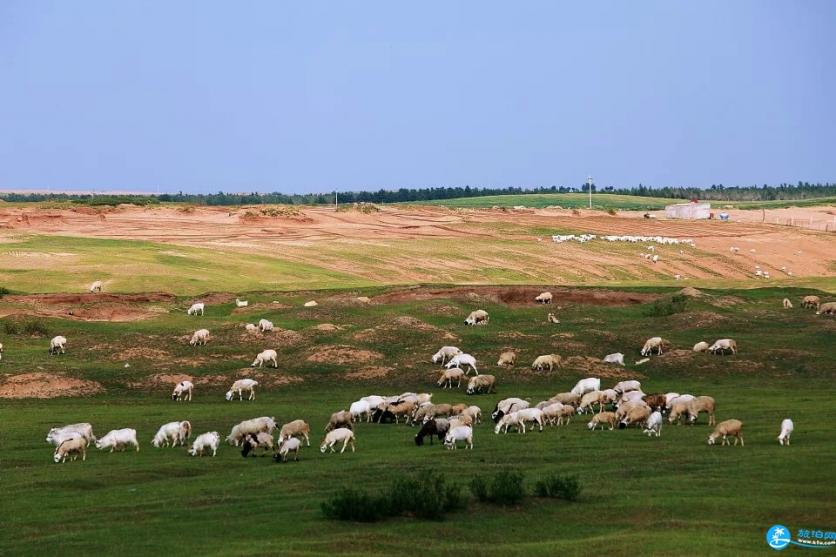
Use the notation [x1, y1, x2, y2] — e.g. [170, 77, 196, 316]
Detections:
[1, 182, 834, 206]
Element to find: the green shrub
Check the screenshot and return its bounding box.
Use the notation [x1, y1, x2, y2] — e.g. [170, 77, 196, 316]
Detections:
[22, 321, 50, 336]
[534, 474, 582, 501]
[321, 488, 384, 522]
[643, 294, 687, 317]
[0, 287, 10, 297]
[470, 470, 526, 505]
[3, 321, 20, 335]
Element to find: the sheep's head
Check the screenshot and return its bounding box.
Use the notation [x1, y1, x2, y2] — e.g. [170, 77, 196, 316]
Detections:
[224, 391, 234, 401]
[53, 451, 62, 463]
[94, 439, 105, 449]
[707, 434, 717, 445]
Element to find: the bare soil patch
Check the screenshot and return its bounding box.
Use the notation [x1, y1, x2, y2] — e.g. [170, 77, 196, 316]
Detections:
[0, 372, 103, 398]
[306, 345, 384, 365]
[373, 286, 660, 306]
[667, 311, 728, 328]
[345, 366, 395, 380]
[562, 356, 644, 379]
[0, 293, 174, 322]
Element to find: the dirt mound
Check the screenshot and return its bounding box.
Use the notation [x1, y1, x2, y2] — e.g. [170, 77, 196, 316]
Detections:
[345, 366, 395, 380]
[313, 323, 341, 331]
[562, 356, 644, 379]
[306, 345, 383, 365]
[374, 286, 659, 307]
[0, 373, 103, 398]
[679, 287, 703, 297]
[711, 296, 746, 307]
[353, 317, 457, 343]
[1, 293, 174, 322]
[113, 347, 171, 361]
[668, 311, 728, 328]
[5, 293, 175, 305]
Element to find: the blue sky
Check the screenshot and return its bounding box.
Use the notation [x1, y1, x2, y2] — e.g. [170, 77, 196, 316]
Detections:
[1, 1, 833, 193]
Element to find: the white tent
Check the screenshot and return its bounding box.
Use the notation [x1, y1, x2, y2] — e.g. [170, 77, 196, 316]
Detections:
[665, 202, 711, 220]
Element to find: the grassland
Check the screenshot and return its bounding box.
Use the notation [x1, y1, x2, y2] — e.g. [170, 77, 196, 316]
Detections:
[2, 285, 836, 556]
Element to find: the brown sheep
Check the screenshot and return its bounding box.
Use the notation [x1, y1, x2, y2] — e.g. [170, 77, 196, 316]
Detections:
[708, 419, 743, 446]
[687, 396, 716, 426]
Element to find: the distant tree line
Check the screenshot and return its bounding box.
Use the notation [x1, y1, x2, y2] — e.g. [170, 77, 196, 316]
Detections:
[1, 182, 834, 206]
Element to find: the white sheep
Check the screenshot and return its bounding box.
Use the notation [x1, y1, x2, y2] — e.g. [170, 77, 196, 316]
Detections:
[490, 397, 530, 422]
[708, 338, 737, 355]
[89, 280, 103, 293]
[643, 411, 663, 437]
[602, 353, 625, 366]
[187, 302, 205, 316]
[152, 421, 191, 447]
[320, 428, 356, 453]
[443, 425, 473, 450]
[46, 423, 97, 447]
[446, 353, 478, 375]
[172, 380, 194, 401]
[464, 309, 489, 326]
[571, 377, 601, 397]
[693, 341, 710, 353]
[496, 350, 516, 367]
[782, 298, 793, 309]
[251, 349, 278, 368]
[258, 319, 274, 332]
[225, 378, 259, 401]
[190, 431, 220, 456]
[535, 291, 553, 304]
[360, 395, 386, 411]
[276, 437, 301, 461]
[540, 402, 564, 426]
[531, 354, 562, 372]
[431, 346, 462, 365]
[613, 380, 641, 394]
[461, 405, 482, 424]
[349, 400, 372, 422]
[640, 337, 665, 356]
[466, 374, 496, 395]
[303, 300, 318, 307]
[235, 298, 249, 307]
[245, 323, 258, 332]
[0, 342, 3, 361]
[189, 329, 210, 346]
[226, 417, 276, 446]
[53, 436, 87, 463]
[49, 335, 67, 355]
[778, 418, 793, 446]
[95, 428, 139, 452]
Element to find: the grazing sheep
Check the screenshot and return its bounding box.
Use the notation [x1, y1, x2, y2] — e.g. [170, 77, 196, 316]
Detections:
[414, 418, 449, 446]
[444, 425, 473, 450]
[613, 380, 641, 394]
[801, 295, 821, 310]
[152, 421, 191, 448]
[587, 411, 618, 431]
[556, 404, 576, 425]
[437, 367, 465, 389]
[304, 300, 318, 307]
[278, 420, 311, 446]
[241, 432, 274, 457]
[251, 349, 278, 368]
[187, 302, 205, 316]
[640, 337, 666, 356]
[643, 394, 668, 412]
[422, 403, 452, 422]
[320, 428, 356, 453]
[275, 437, 301, 462]
[667, 399, 692, 424]
[550, 392, 580, 406]
[782, 298, 793, 309]
[464, 309, 489, 326]
[450, 403, 468, 416]
[257, 319, 274, 333]
[189, 329, 210, 346]
[225, 417, 276, 446]
[707, 419, 744, 446]
[361, 395, 386, 411]
[325, 410, 354, 432]
[190, 432, 220, 456]
[535, 291, 553, 304]
[0, 342, 3, 361]
[708, 339, 737, 355]
[89, 280, 103, 293]
[571, 377, 601, 397]
[466, 374, 496, 395]
[496, 350, 516, 367]
[172, 380, 194, 401]
[490, 397, 530, 422]
[577, 391, 605, 415]
[540, 402, 564, 426]
[53, 436, 87, 463]
[496, 408, 544, 433]
[349, 400, 372, 423]
[225, 379, 259, 401]
[235, 298, 248, 307]
[446, 353, 478, 375]
[547, 312, 560, 324]
[245, 323, 258, 332]
[448, 415, 473, 430]
[619, 390, 646, 404]
[46, 423, 97, 447]
[693, 341, 710, 353]
[603, 352, 625, 366]
[385, 400, 417, 424]
[531, 354, 562, 372]
[461, 405, 482, 424]
[777, 418, 794, 446]
[816, 301, 836, 316]
[687, 396, 716, 426]
[431, 346, 462, 365]
[49, 336, 67, 355]
[643, 411, 663, 437]
[664, 392, 684, 409]
[620, 405, 651, 429]
[95, 429, 139, 452]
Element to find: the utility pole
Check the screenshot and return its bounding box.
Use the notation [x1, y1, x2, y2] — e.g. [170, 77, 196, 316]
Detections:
[586, 176, 594, 209]
[335, 191, 338, 209]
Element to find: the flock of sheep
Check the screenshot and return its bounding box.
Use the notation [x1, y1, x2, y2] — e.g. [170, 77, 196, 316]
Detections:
[37, 287, 814, 465]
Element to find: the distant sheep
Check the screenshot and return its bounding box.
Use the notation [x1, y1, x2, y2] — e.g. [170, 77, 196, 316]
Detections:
[640, 337, 665, 356]
[190, 431, 220, 456]
[89, 280, 103, 293]
[466, 374, 496, 395]
[152, 421, 192, 448]
[95, 428, 139, 452]
[172, 380, 194, 401]
[547, 312, 560, 324]
[535, 291, 553, 304]
[587, 411, 618, 431]
[279, 419, 311, 446]
[46, 423, 96, 447]
[49, 336, 67, 355]
[431, 346, 462, 365]
[275, 437, 301, 462]
[708, 339, 737, 355]
[446, 353, 478, 375]
[54, 436, 87, 463]
[245, 323, 258, 332]
[241, 432, 274, 457]
[801, 295, 821, 310]
[187, 302, 205, 316]
[777, 418, 793, 446]
[349, 400, 372, 422]
[258, 319, 274, 332]
[496, 350, 516, 367]
[251, 349, 278, 368]
[816, 301, 836, 316]
[687, 396, 716, 425]
[303, 300, 318, 308]
[643, 411, 663, 437]
[443, 425, 473, 450]
[693, 341, 709, 353]
[225, 378, 259, 401]
[550, 392, 580, 406]
[531, 354, 562, 372]
[189, 329, 210, 346]
[782, 298, 793, 309]
[571, 377, 601, 397]
[0, 342, 3, 361]
[464, 309, 489, 326]
[620, 405, 651, 429]
[613, 380, 641, 394]
[490, 397, 530, 423]
[226, 417, 276, 446]
[235, 298, 248, 307]
[437, 367, 465, 389]
[461, 405, 482, 424]
[320, 428, 355, 453]
[325, 410, 353, 432]
[707, 419, 744, 446]
[602, 353, 624, 366]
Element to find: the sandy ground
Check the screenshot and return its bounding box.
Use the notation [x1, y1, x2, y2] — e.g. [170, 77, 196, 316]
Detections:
[0, 204, 833, 282]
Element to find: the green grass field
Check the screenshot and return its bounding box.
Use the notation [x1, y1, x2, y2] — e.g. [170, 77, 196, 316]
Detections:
[2, 286, 835, 556]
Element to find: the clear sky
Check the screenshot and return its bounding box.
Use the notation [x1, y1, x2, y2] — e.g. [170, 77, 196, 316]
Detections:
[1, 1, 834, 194]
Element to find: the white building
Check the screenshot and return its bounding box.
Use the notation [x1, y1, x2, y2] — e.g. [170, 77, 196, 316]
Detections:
[665, 202, 711, 220]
